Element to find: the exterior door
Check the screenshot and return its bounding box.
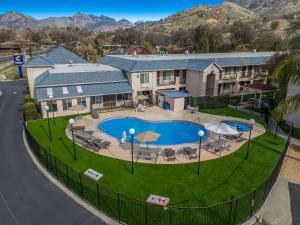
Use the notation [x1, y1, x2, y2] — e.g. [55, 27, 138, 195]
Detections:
[206, 74, 216, 96]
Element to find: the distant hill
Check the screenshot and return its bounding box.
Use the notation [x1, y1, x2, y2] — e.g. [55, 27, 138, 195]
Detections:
[0, 11, 139, 32]
[148, 2, 257, 33]
[227, 0, 300, 19]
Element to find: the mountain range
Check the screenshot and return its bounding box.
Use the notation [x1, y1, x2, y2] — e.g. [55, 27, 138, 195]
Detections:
[0, 10, 155, 32]
[0, 0, 299, 32]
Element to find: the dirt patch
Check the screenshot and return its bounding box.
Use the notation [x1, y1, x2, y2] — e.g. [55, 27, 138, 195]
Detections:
[281, 145, 300, 182]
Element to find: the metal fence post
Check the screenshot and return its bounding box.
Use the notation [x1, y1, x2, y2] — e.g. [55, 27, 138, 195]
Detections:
[250, 190, 256, 216]
[54, 157, 58, 178]
[97, 183, 101, 210]
[227, 195, 234, 225]
[169, 207, 173, 225]
[44, 148, 48, 170]
[79, 174, 83, 197]
[144, 202, 147, 225]
[117, 193, 121, 223]
[66, 165, 70, 187]
[233, 198, 238, 225]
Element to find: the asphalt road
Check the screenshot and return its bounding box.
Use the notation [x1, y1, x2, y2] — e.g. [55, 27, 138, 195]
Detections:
[0, 81, 106, 225]
[289, 182, 300, 225]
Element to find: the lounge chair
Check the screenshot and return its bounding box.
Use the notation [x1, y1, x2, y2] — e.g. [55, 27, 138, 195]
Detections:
[183, 147, 197, 159]
[225, 133, 246, 143]
[95, 141, 111, 149]
[164, 148, 177, 161]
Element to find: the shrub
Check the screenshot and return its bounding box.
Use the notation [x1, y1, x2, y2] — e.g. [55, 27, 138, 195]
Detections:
[24, 94, 34, 103]
[23, 102, 39, 121]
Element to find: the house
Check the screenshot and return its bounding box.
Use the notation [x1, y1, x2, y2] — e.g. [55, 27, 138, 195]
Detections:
[26, 47, 274, 118]
[100, 52, 273, 104]
[24, 46, 88, 98]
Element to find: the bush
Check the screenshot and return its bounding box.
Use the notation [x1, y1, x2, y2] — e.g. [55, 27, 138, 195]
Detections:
[24, 94, 34, 103]
[23, 102, 39, 121]
[280, 121, 300, 139]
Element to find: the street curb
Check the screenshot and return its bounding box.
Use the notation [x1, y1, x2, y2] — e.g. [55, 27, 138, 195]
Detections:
[22, 128, 120, 225]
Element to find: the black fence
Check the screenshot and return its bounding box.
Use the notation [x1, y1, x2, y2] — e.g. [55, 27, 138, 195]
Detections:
[24, 123, 291, 225]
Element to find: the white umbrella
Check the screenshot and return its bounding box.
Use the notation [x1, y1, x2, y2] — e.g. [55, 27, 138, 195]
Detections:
[121, 130, 127, 143]
[204, 122, 239, 135]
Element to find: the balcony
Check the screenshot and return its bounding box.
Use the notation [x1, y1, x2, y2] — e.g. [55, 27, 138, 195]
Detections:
[221, 73, 237, 80]
[179, 79, 186, 84]
[157, 79, 175, 86]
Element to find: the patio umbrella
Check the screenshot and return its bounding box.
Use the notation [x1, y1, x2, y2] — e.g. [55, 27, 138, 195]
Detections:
[135, 131, 160, 149]
[73, 117, 94, 127]
[204, 122, 239, 136]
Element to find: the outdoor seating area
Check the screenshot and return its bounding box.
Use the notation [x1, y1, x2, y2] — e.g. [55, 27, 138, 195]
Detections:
[65, 106, 265, 164]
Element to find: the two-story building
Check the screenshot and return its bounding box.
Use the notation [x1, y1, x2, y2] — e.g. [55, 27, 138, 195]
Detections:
[26, 47, 274, 118]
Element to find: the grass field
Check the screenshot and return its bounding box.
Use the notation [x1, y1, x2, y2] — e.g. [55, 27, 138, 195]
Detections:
[27, 109, 285, 207]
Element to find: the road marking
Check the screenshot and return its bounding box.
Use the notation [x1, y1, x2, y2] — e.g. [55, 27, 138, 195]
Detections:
[0, 191, 21, 225]
[13, 92, 17, 94]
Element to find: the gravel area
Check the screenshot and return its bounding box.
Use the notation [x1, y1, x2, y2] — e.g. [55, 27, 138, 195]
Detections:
[281, 144, 300, 182]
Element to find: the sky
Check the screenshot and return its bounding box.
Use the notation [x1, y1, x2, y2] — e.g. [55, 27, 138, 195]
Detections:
[0, 0, 224, 22]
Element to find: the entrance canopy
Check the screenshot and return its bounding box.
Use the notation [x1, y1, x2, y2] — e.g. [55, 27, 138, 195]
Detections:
[241, 83, 276, 92]
[157, 90, 190, 98]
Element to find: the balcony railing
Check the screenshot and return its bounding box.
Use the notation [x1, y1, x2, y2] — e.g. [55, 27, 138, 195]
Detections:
[179, 79, 186, 84]
[221, 73, 237, 80]
[157, 79, 175, 86]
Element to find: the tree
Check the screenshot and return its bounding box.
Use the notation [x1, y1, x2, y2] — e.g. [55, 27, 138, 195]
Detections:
[271, 53, 300, 120]
[78, 44, 99, 63]
[230, 21, 254, 48]
[288, 33, 300, 51]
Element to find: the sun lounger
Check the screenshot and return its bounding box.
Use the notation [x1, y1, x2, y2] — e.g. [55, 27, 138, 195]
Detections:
[94, 141, 111, 149]
[225, 133, 246, 143]
[164, 148, 176, 161]
[183, 147, 198, 159]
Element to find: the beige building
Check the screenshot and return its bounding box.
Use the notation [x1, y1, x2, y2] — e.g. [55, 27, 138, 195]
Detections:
[26, 47, 274, 118]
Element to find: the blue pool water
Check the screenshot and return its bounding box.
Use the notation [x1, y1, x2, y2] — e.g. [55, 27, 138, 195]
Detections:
[99, 117, 207, 145]
[222, 120, 251, 132]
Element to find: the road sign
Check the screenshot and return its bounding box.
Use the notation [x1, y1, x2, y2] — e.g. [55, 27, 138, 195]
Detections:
[13, 54, 24, 65]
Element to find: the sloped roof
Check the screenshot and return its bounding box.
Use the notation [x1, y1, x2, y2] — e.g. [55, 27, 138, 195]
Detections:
[25, 46, 87, 67]
[36, 82, 132, 101]
[100, 52, 274, 72]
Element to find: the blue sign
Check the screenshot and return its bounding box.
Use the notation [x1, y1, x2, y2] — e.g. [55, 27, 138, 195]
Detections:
[13, 54, 24, 65]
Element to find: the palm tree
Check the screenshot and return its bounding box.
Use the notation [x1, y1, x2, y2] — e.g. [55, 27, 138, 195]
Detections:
[271, 53, 300, 121]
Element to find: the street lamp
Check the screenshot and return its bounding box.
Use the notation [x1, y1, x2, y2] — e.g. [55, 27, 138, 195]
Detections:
[69, 119, 77, 160]
[44, 105, 52, 142]
[246, 119, 255, 160]
[197, 130, 205, 174]
[48, 94, 55, 125]
[129, 128, 135, 175]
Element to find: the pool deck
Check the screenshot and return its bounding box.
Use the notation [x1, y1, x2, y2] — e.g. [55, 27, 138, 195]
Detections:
[67, 106, 265, 164]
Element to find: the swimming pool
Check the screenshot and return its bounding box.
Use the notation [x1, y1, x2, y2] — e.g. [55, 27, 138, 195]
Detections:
[222, 120, 251, 132]
[99, 117, 207, 145]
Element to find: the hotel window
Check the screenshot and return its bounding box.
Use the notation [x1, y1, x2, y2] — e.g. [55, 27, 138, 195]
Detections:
[163, 71, 172, 80]
[140, 73, 149, 84]
[91, 96, 102, 104]
[77, 97, 87, 106]
[47, 100, 58, 112]
[62, 87, 69, 95]
[62, 99, 72, 111]
[180, 70, 187, 84]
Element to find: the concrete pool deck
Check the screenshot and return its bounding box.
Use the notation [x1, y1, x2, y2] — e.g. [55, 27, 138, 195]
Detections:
[67, 106, 265, 164]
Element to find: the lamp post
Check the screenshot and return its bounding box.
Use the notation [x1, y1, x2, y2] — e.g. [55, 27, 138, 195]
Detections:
[69, 119, 77, 160]
[129, 128, 135, 175]
[197, 130, 205, 174]
[246, 119, 256, 160]
[44, 105, 52, 142]
[48, 94, 55, 125]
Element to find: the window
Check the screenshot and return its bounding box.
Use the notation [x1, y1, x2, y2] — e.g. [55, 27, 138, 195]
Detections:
[180, 70, 187, 84]
[91, 96, 102, 104]
[163, 71, 172, 80]
[140, 73, 149, 84]
[76, 86, 83, 93]
[77, 97, 87, 106]
[46, 88, 53, 96]
[47, 100, 58, 112]
[117, 94, 123, 101]
[62, 99, 72, 111]
[123, 93, 132, 100]
[62, 87, 69, 95]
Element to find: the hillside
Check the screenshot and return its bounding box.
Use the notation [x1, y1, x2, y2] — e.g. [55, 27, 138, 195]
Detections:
[228, 0, 300, 19]
[148, 2, 257, 33]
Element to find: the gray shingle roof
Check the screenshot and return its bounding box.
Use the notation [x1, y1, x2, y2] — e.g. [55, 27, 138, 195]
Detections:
[36, 82, 132, 101]
[25, 46, 87, 67]
[35, 70, 129, 87]
[100, 52, 274, 72]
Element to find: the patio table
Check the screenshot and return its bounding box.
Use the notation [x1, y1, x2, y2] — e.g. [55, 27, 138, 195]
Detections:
[134, 147, 161, 162]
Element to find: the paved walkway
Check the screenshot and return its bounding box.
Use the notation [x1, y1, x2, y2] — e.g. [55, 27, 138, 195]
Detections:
[0, 81, 106, 225]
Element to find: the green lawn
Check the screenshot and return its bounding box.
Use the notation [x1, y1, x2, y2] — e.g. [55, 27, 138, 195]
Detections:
[27, 109, 284, 207]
